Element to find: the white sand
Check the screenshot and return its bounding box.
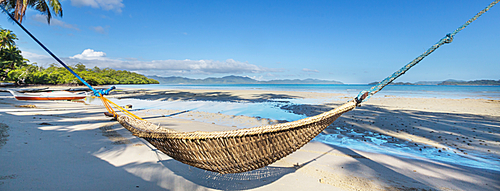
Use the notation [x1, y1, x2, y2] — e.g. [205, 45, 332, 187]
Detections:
[0, 89, 499, 190]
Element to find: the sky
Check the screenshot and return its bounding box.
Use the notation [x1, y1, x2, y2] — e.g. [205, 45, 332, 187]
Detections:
[1, 0, 499, 84]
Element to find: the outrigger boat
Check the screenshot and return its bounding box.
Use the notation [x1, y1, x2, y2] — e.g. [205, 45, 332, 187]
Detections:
[0, 82, 15, 87]
[7, 90, 88, 101]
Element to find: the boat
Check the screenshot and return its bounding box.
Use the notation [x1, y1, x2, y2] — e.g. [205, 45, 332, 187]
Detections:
[11, 87, 49, 92]
[7, 90, 89, 100]
[0, 82, 15, 87]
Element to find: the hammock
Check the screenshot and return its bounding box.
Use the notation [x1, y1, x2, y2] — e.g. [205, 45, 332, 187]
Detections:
[118, 100, 357, 174]
[2, 1, 498, 174]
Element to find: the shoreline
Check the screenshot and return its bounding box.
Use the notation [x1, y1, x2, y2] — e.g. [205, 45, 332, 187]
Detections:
[1, 87, 499, 190]
[2, 83, 500, 100]
[112, 84, 500, 101]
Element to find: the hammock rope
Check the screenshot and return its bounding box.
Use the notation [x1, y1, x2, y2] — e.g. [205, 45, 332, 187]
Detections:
[2, 1, 498, 174]
[99, 95, 143, 120]
[355, 0, 500, 103]
[0, 5, 117, 98]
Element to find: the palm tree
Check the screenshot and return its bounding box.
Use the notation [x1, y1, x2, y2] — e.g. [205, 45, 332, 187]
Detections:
[0, 45, 27, 81]
[0, 28, 17, 49]
[1, 46, 24, 66]
[0, 28, 26, 81]
[0, 0, 62, 24]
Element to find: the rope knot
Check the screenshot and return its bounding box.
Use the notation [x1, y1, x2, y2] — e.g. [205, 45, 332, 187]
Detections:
[93, 86, 116, 97]
[444, 33, 453, 44]
[355, 91, 369, 105]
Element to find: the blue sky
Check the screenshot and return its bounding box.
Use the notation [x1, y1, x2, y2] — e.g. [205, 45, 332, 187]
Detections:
[1, 0, 499, 83]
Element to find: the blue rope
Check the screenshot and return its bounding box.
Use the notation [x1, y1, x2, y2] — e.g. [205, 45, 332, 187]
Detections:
[0, 5, 114, 97]
[355, 0, 499, 104]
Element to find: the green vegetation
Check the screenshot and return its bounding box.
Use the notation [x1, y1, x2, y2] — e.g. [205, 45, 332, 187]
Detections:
[1, 27, 158, 85]
[5, 63, 159, 85]
[1, 0, 63, 23]
[1, 27, 28, 82]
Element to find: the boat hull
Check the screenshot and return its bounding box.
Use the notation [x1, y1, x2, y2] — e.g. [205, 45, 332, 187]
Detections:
[7, 90, 88, 101]
[14, 96, 87, 100]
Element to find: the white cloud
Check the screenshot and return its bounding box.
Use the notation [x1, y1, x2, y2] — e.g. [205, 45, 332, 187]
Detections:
[302, 68, 319, 73]
[71, 0, 99, 8]
[21, 51, 50, 60]
[91, 26, 107, 34]
[23, 50, 281, 76]
[31, 14, 80, 30]
[107, 59, 276, 75]
[21, 51, 52, 65]
[70, 49, 107, 60]
[71, 0, 124, 13]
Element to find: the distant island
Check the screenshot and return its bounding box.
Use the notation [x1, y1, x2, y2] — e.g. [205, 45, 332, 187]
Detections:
[369, 79, 500, 86]
[148, 75, 343, 85]
[151, 76, 500, 86]
[437, 79, 500, 86]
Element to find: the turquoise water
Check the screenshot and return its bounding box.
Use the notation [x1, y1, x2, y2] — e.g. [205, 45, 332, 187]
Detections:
[114, 84, 500, 100]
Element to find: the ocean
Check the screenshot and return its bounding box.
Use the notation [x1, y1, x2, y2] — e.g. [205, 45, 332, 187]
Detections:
[113, 84, 500, 100]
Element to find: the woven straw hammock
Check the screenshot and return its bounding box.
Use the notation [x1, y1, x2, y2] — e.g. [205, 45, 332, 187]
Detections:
[118, 100, 358, 174]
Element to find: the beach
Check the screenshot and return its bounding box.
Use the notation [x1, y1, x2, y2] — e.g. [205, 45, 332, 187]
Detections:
[0, 87, 499, 190]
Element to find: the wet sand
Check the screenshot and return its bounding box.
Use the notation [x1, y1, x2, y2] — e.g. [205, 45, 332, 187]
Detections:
[0, 88, 499, 190]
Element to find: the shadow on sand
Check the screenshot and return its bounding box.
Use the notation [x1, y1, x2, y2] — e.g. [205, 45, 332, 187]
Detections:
[157, 148, 335, 190]
[115, 90, 302, 103]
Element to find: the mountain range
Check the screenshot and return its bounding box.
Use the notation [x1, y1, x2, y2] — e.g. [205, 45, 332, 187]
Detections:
[148, 75, 344, 85]
[369, 79, 500, 86]
[150, 75, 499, 85]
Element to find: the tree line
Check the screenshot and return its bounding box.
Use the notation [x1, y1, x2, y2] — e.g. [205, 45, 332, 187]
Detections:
[5, 62, 159, 85]
[1, 27, 158, 85]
